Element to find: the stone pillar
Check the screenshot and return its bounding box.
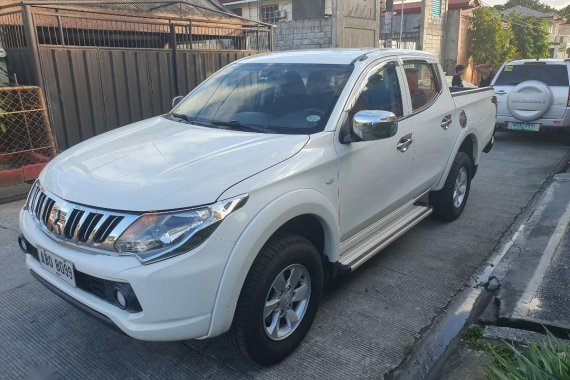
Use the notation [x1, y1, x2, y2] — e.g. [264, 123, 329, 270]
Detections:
[419, 0, 449, 62]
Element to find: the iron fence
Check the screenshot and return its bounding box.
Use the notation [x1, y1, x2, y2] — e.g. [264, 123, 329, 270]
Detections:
[31, 4, 272, 51]
[0, 86, 56, 187]
[0, 1, 272, 149]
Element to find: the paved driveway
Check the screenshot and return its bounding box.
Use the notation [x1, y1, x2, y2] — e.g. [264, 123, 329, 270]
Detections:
[0, 133, 568, 379]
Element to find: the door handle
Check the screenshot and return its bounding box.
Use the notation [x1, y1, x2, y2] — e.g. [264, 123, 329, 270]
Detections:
[495, 91, 506, 95]
[397, 133, 413, 152]
[441, 115, 452, 130]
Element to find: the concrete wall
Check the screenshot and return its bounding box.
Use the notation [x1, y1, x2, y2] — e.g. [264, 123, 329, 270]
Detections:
[419, 0, 449, 63]
[443, 9, 459, 73]
[273, 17, 334, 50]
[391, 13, 422, 48]
[272, 0, 380, 51]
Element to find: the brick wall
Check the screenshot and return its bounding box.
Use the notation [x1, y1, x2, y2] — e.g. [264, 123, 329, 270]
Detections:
[420, 0, 449, 63]
[273, 17, 334, 51]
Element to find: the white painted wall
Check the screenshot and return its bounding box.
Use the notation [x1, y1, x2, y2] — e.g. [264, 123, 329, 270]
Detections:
[225, 0, 333, 23]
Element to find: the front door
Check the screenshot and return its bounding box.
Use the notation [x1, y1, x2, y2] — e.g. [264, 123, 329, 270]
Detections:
[335, 60, 414, 241]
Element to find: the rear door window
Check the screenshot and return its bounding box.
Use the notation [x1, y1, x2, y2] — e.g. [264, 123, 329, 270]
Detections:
[403, 60, 441, 112]
[495, 64, 569, 86]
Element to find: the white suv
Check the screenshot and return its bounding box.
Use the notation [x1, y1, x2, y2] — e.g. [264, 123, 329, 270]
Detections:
[493, 59, 570, 133]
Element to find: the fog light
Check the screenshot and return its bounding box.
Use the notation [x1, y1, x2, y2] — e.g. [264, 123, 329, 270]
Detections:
[18, 235, 28, 253]
[113, 287, 127, 309]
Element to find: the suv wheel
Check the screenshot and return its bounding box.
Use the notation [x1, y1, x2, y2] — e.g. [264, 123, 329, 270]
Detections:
[430, 152, 472, 221]
[227, 233, 323, 365]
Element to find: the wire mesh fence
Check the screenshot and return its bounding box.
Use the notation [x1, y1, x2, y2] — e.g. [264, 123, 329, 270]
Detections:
[0, 86, 56, 187]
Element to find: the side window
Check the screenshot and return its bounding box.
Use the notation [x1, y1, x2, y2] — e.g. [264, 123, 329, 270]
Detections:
[403, 60, 440, 112]
[353, 62, 403, 117]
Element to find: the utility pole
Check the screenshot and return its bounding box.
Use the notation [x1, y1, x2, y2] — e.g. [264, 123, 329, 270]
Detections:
[384, 0, 393, 48]
[399, 0, 404, 48]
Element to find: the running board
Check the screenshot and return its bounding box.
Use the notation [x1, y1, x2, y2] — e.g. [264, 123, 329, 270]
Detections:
[338, 204, 432, 270]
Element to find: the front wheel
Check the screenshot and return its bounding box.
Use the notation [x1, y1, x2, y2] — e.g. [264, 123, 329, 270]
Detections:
[430, 152, 472, 221]
[227, 233, 323, 365]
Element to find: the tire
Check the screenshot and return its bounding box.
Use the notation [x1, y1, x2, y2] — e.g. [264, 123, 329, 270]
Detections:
[226, 233, 323, 365]
[563, 130, 570, 146]
[430, 152, 472, 222]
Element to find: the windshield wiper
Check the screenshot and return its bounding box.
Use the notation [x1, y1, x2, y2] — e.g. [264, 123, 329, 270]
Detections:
[211, 120, 275, 134]
[170, 113, 212, 128]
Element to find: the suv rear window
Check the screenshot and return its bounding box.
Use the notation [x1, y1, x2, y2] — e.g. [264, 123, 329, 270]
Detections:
[494, 64, 569, 86]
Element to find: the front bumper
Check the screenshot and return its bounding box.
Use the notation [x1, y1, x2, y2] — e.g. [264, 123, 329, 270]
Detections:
[20, 209, 236, 341]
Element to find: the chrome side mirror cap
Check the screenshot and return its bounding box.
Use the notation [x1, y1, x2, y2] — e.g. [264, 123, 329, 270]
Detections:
[172, 96, 184, 109]
[352, 110, 398, 141]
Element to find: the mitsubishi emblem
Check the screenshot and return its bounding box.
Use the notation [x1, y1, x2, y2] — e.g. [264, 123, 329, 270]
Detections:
[48, 206, 66, 235]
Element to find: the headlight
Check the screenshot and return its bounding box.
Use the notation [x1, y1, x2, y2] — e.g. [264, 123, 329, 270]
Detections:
[114, 195, 248, 264]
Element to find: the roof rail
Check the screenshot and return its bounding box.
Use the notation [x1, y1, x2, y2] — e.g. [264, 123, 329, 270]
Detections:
[349, 48, 385, 65]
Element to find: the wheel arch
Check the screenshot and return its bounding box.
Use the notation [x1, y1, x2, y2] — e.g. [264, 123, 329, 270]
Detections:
[435, 132, 479, 190]
[207, 189, 339, 338]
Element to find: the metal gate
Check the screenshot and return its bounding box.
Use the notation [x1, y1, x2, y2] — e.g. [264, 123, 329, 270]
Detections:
[0, 1, 272, 148]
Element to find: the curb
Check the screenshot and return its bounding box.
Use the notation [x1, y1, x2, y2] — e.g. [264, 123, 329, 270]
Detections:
[389, 152, 570, 380]
[0, 183, 32, 205]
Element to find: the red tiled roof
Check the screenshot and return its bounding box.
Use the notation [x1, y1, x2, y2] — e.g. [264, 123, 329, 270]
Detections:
[449, 0, 481, 10]
[393, 0, 479, 14]
[393, 2, 422, 14]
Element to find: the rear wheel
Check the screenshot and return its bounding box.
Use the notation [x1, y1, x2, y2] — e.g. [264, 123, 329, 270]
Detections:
[227, 233, 323, 365]
[430, 152, 472, 221]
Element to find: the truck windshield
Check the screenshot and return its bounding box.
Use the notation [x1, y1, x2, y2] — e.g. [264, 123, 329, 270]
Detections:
[170, 63, 353, 134]
[494, 64, 569, 86]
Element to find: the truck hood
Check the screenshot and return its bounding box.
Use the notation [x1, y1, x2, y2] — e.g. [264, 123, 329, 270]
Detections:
[41, 117, 309, 211]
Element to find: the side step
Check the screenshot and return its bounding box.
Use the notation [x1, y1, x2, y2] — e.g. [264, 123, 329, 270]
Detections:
[339, 204, 432, 270]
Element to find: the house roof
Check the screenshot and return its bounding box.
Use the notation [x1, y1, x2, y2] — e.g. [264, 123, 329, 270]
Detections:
[448, 0, 481, 10]
[0, 0, 235, 19]
[502, 5, 563, 20]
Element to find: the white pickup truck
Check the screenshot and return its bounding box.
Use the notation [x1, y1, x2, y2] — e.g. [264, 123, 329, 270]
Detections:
[18, 49, 495, 365]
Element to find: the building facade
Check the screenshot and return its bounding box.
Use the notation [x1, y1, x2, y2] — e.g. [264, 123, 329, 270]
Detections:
[386, 0, 480, 75]
[219, 0, 380, 51]
[555, 25, 570, 59]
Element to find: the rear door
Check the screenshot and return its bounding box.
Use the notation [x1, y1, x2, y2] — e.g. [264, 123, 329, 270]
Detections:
[493, 62, 569, 119]
[400, 59, 459, 195]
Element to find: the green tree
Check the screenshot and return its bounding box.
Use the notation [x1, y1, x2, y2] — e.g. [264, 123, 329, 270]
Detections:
[469, 7, 515, 67]
[508, 15, 551, 59]
[558, 4, 570, 17]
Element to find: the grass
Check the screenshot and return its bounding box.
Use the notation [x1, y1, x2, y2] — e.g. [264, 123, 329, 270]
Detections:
[459, 324, 570, 379]
[486, 330, 570, 380]
[462, 324, 485, 347]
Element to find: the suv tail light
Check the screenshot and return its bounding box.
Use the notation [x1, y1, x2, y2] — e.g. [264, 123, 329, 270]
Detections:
[567, 89, 570, 107]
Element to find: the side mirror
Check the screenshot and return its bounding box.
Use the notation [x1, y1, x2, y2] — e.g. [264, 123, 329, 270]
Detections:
[352, 110, 398, 141]
[172, 96, 184, 109]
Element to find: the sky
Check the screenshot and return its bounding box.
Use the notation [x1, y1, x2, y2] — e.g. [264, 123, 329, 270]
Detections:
[482, 0, 570, 8]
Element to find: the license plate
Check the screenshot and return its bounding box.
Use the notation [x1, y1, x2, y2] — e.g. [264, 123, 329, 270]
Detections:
[37, 246, 76, 287]
[508, 122, 540, 132]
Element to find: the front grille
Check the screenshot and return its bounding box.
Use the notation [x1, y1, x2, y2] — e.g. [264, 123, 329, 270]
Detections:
[27, 182, 138, 253]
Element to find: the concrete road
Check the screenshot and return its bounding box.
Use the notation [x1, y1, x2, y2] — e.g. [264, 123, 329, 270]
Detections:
[0, 133, 568, 380]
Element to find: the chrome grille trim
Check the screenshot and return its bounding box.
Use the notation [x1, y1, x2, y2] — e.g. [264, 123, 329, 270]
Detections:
[26, 182, 138, 255]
